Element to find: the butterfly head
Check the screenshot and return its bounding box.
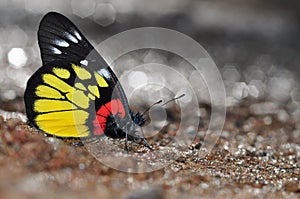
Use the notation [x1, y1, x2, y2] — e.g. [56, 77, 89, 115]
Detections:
[130, 112, 146, 127]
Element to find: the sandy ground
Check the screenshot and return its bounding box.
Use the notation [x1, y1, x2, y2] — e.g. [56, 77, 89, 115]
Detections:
[0, 100, 299, 199]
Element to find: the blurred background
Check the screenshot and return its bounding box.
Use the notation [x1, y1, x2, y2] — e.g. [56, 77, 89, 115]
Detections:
[0, 0, 299, 123]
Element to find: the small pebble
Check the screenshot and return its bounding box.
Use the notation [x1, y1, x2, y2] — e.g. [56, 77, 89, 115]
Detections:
[176, 156, 186, 163]
[284, 182, 300, 192]
[0, 115, 4, 125]
[3, 131, 14, 144]
[126, 187, 163, 199]
[135, 173, 148, 181]
[252, 182, 264, 188]
[6, 118, 21, 130]
[78, 163, 85, 170]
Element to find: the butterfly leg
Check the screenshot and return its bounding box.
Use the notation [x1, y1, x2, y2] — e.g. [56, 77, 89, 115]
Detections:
[142, 138, 153, 150]
[140, 127, 153, 150]
[125, 132, 129, 151]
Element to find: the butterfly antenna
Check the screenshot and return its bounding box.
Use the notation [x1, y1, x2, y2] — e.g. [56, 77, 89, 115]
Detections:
[160, 94, 185, 107]
[141, 94, 185, 116]
[141, 99, 163, 116]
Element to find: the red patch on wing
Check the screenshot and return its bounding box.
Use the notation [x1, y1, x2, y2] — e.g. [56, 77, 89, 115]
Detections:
[93, 99, 126, 136]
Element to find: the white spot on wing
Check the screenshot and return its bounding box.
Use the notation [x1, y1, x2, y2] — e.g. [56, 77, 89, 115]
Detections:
[73, 30, 82, 41]
[51, 47, 62, 54]
[54, 39, 69, 47]
[65, 32, 78, 43]
[80, 60, 88, 66]
[98, 69, 111, 79]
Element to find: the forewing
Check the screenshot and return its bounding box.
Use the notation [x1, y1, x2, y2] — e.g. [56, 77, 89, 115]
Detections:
[38, 12, 129, 109]
[39, 12, 102, 66]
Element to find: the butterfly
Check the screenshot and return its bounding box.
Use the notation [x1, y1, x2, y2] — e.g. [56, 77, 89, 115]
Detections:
[24, 12, 150, 149]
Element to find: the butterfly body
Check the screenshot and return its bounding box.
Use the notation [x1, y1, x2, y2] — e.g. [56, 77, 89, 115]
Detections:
[24, 12, 147, 145]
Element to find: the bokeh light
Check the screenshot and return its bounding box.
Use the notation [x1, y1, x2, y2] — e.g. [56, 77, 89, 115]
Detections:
[71, 0, 96, 18]
[8, 48, 28, 68]
[127, 71, 148, 88]
[93, 3, 116, 27]
[222, 64, 241, 82]
[0, 0, 298, 116]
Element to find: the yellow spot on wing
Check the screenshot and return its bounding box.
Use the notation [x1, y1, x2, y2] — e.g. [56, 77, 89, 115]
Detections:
[35, 85, 64, 99]
[75, 82, 87, 91]
[34, 99, 76, 113]
[53, 67, 70, 79]
[66, 90, 89, 109]
[35, 110, 89, 137]
[94, 72, 108, 87]
[43, 74, 73, 93]
[42, 73, 90, 109]
[88, 85, 100, 98]
[88, 93, 95, 100]
[72, 64, 91, 80]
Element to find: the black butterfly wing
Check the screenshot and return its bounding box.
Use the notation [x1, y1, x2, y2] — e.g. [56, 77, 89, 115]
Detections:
[38, 12, 130, 111]
[24, 12, 133, 137]
[39, 12, 100, 66]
